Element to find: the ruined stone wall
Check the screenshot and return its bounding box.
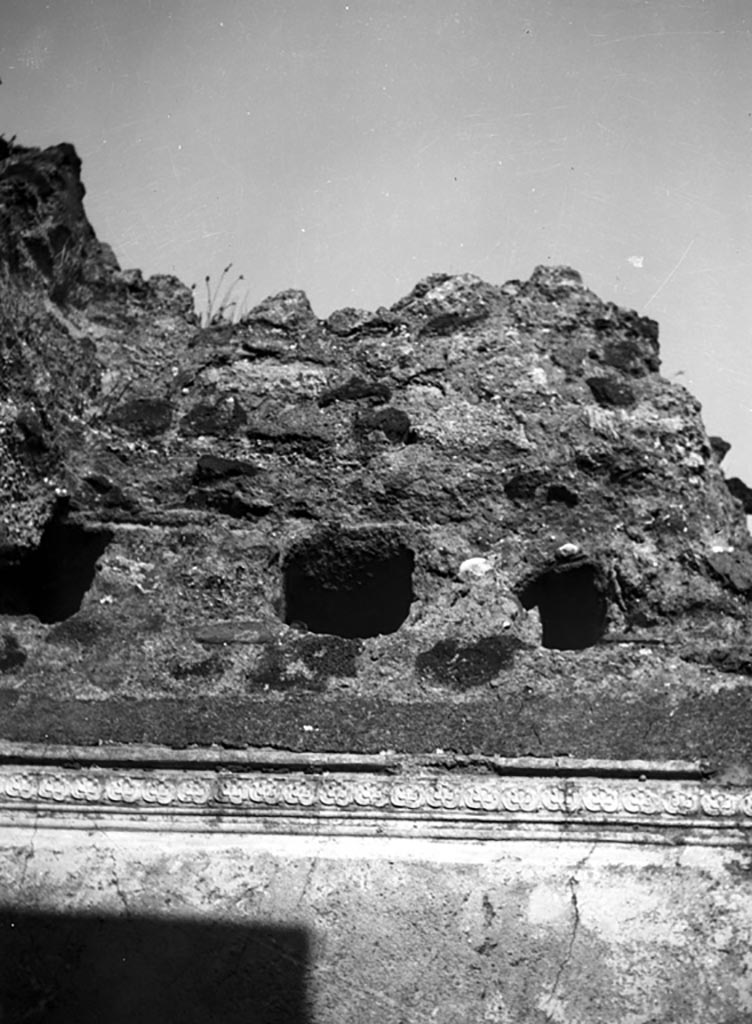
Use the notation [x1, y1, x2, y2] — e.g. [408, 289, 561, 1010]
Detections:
[2, 140, 752, 1021]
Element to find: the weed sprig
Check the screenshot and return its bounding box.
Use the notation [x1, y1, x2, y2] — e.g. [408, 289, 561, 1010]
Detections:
[197, 263, 246, 328]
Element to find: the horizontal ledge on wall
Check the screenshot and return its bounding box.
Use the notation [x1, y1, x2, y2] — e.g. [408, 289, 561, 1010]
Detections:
[1, 764, 750, 846]
[0, 741, 708, 779]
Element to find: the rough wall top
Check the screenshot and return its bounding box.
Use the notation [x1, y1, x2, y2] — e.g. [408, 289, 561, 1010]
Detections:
[2, 140, 752, 769]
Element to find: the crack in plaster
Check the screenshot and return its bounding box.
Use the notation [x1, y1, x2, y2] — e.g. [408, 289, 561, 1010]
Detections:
[108, 849, 131, 916]
[294, 858, 318, 911]
[541, 842, 596, 1019]
[17, 815, 39, 892]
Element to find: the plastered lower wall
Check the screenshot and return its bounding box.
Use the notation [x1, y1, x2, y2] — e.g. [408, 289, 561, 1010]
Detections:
[2, 827, 751, 1023]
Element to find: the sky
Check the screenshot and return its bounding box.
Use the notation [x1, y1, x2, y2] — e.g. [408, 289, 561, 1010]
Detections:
[2, 0, 752, 480]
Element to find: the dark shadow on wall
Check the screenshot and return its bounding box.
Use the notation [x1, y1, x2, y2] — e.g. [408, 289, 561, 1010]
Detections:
[0, 910, 311, 1024]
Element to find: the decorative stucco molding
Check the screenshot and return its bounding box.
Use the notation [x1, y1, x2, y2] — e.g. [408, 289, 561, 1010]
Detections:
[1, 764, 750, 844]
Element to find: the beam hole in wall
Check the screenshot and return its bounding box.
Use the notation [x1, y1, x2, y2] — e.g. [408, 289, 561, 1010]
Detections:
[282, 528, 414, 639]
[0, 512, 113, 623]
[517, 562, 606, 650]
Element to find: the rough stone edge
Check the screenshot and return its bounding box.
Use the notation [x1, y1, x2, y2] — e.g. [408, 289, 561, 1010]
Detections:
[2, 763, 751, 846]
[0, 740, 706, 776]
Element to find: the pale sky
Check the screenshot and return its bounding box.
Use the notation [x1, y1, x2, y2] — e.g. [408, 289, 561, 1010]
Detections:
[2, 0, 752, 480]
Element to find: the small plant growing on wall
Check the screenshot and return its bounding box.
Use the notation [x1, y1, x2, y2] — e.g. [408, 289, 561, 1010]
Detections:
[194, 264, 247, 328]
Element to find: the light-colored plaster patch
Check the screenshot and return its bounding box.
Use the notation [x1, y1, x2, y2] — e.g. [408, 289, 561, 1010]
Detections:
[528, 882, 573, 925]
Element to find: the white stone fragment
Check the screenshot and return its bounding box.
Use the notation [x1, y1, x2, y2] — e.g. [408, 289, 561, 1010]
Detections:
[458, 557, 493, 580]
[556, 542, 581, 560]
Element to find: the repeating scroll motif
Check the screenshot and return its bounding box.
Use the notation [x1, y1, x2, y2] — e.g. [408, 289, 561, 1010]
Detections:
[1, 767, 751, 829]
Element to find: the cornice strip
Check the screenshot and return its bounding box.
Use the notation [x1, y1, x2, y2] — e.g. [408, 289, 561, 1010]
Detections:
[1, 765, 750, 845]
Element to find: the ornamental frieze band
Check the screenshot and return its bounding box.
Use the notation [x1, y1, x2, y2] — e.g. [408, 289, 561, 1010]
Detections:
[1, 766, 751, 839]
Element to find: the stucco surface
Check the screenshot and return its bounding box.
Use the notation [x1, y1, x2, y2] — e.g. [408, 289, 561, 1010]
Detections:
[2, 827, 751, 1023]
